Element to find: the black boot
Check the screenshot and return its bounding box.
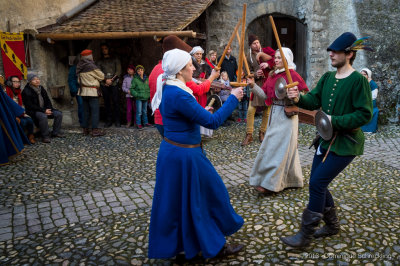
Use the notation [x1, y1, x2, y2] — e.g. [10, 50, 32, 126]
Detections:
[281, 208, 323, 248]
[314, 207, 340, 238]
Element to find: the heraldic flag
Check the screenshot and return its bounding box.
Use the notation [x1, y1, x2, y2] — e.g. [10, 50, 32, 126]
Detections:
[0, 31, 27, 80]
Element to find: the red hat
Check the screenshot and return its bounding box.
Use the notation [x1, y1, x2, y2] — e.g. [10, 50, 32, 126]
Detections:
[162, 35, 192, 54]
[80, 49, 92, 56]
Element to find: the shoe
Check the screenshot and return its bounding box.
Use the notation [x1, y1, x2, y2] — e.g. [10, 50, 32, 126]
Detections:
[236, 118, 242, 122]
[241, 133, 253, 146]
[314, 207, 340, 238]
[91, 128, 105, 137]
[105, 122, 112, 128]
[115, 122, 121, 128]
[28, 134, 36, 144]
[83, 128, 90, 136]
[137, 125, 143, 129]
[217, 243, 244, 258]
[144, 123, 152, 127]
[126, 122, 131, 128]
[42, 137, 51, 143]
[281, 208, 323, 248]
[254, 186, 274, 195]
[259, 131, 265, 142]
[51, 133, 65, 138]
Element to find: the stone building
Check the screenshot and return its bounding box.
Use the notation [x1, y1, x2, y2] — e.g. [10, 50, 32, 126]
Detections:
[0, 0, 212, 125]
[1, 0, 399, 126]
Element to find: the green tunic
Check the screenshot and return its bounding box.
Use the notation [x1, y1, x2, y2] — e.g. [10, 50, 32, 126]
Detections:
[298, 71, 372, 156]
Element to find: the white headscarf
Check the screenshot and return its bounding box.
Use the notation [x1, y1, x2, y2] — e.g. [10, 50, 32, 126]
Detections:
[275, 47, 296, 74]
[151, 49, 193, 114]
[361, 68, 372, 82]
[190, 46, 204, 55]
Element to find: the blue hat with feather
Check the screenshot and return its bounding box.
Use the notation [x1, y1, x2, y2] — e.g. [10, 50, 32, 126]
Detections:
[327, 32, 374, 52]
[327, 32, 357, 52]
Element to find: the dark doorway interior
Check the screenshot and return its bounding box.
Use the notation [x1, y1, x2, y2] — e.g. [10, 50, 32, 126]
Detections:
[247, 14, 307, 80]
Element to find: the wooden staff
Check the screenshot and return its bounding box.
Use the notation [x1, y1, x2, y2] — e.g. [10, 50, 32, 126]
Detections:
[269, 15, 298, 90]
[207, 98, 216, 108]
[215, 19, 242, 71]
[235, 31, 251, 76]
[230, 4, 247, 87]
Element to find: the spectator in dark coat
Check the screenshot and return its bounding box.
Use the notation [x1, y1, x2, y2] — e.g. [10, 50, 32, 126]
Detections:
[218, 44, 238, 82]
[21, 74, 64, 143]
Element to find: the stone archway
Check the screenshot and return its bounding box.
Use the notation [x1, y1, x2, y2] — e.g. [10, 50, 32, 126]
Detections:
[247, 13, 307, 80]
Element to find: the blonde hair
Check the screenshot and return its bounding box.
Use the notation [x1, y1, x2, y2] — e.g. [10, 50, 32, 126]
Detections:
[207, 50, 217, 60]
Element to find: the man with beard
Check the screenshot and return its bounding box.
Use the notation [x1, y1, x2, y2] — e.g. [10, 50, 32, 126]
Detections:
[241, 34, 275, 145]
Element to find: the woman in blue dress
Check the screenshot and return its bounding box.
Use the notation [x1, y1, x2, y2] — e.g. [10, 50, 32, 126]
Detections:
[360, 68, 379, 133]
[148, 49, 244, 260]
[0, 84, 29, 166]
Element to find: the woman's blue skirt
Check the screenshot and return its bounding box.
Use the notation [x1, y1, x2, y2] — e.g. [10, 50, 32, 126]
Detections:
[361, 107, 379, 133]
[148, 140, 243, 259]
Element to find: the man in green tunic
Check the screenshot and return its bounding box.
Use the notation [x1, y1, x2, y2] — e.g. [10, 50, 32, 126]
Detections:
[281, 32, 373, 248]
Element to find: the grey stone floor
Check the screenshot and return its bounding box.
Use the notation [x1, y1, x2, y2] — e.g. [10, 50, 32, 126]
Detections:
[1, 119, 400, 265]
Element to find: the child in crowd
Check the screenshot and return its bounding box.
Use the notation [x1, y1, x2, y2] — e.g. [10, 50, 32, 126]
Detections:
[237, 74, 250, 122]
[218, 71, 231, 104]
[130, 65, 150, 129]
[122, 65, 136, 127]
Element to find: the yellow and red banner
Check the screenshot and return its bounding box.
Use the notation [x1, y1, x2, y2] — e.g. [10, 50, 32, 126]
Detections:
[0, 31, 27, 80]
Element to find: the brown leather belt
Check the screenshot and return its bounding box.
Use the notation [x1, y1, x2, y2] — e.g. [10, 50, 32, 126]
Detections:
[164, 137, 201, 148]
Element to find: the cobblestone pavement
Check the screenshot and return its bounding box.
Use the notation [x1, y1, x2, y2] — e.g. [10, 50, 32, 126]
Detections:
[1, 119, 400, 265]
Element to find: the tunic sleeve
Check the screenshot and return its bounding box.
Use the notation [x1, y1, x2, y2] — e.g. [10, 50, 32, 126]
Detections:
[174, 92, 238, 129]
[297, 72, 330, 110]
[331, 76, 373, 130]
[186, 80, 211, 96]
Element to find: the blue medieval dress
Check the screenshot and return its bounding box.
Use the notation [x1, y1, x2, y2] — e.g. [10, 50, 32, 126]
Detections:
[0, 86, 29, 165]
[148, 84, 244, 259]
[361, 80, 379, 133]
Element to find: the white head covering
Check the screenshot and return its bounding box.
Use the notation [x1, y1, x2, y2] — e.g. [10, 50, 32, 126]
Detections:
[361, 68, 372, 81]
[275, 47, 296, 74]
[151, 49, 192, 113]
[190, 46, 204, 55]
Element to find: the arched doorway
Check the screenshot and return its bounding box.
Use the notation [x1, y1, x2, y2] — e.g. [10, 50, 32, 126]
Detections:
[247, 14, 307, 80]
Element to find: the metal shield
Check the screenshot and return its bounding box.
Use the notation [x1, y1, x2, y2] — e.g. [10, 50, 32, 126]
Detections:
[315, 110, 333, 140]
[274, 77, 287, 99]
[206, 94, 222, 111]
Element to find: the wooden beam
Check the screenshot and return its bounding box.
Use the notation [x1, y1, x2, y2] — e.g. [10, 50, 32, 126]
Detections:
[36, 30, 198, 41]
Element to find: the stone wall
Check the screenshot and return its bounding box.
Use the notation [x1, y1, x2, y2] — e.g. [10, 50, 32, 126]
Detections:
[0, 0, 86, 32]
[355, 0, 400, 118]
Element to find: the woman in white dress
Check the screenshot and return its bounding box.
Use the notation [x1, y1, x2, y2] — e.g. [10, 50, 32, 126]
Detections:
[248, 48, 309, 194]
